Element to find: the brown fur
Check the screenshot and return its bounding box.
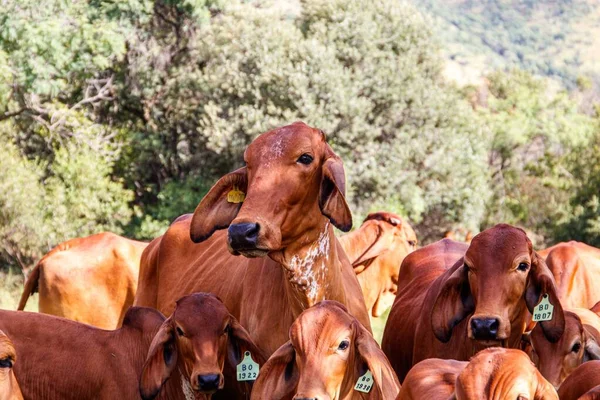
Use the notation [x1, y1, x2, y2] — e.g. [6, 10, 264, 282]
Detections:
[251, 301, 400, 399]
[18, 232, 147, 329]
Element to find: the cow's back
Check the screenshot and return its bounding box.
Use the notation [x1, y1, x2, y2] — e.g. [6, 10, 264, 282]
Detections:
[382, 239, 467, 382]
[37, 232, 146, 328]
[546, 241, 600, 309]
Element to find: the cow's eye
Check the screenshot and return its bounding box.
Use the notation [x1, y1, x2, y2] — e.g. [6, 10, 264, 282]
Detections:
[176, 326, 185, 337]
[337, 340, 350, 351]
[408, 240, 417, 247]
[517, 263, 529, 272]
[0, 358, 13, 368]
[571, 342, 581, 353]
[297, 154, 313, 165]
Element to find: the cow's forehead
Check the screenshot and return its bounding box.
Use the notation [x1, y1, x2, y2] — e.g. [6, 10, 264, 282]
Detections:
[245, 122, 322, 161]
[291, 305, 353, 346]
[466, 225, 530, 262]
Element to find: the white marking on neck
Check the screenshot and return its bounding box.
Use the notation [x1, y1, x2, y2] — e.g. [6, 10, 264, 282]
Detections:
[288, 223, 331, 304]
[180, 371, 195, 400]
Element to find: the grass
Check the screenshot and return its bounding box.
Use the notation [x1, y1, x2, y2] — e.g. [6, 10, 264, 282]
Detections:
[0, 272, 38, 312]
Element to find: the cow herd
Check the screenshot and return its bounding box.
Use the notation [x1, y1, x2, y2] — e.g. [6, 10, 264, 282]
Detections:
[3, 122, 600, 399]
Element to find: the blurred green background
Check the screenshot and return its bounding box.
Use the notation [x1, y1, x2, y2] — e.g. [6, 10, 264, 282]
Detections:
[1, 0, 599, 320]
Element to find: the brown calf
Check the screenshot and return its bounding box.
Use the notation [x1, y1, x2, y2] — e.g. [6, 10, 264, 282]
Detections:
[18, 232, 148, 329]
[528, 308, 600, 387]
[339, 212, 417, 318]
[134, 122, 371, 360]
[0, 330, 23, 400]
[455, 348, 557, 399]
[251, 301, 400, 400]
[1, 293, 263, 399]
[382, 224, 565, 382]
[397, 358, 465, 400]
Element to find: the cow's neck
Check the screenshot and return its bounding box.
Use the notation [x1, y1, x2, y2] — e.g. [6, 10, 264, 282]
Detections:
[337, 222, 378, 265]
[277, 221, 346, 312]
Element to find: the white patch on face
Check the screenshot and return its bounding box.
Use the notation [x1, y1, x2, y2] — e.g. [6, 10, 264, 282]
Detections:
[288, 223, 330, 304]
[261, 136, 285, 168]
[180, 371, 195, 400]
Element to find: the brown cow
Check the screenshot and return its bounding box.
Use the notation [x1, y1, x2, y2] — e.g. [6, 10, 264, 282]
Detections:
[398, 348, 557, 400]
[338, 212, 417, 318]
[382, 224, 565, 382]
[18, 232, 148, 329]
[1, 293, 264, 399]
[251, 301, 400, 400]
[539, 241, 600, 309]
[134, 122, 371, 358]
[455, 348, 558, 400]
[557, 360, 600, 400]
[0, 330, 23, 400]
[528, 308, 600, 387]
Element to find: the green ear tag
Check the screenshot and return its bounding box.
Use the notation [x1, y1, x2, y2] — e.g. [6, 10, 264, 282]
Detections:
[237, 351, 259, 381]
[354, 370, 373, 393]
[227, 186, 245, 204]
[532, 294, 554, 322]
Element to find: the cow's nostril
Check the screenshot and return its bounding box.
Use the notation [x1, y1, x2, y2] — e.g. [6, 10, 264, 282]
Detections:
[471, 317, 500, 340]
[197, 374, 220, 392]
[228, 223, 260, 250]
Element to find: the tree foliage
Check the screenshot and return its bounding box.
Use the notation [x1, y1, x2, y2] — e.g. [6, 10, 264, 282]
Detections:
[0, 0, 598, 269]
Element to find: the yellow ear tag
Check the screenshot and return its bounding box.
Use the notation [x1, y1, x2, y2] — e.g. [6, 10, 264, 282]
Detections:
[227, 186, 245, 204]
[237, 351, 259, 381]
[354, 370, 373, 393]
[532, 294, 554, 322]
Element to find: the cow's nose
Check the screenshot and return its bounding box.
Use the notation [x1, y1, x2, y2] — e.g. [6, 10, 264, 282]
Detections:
[471, 317, 500, 340]
[228, 223, 260, 249]
[197, 374, 220, 392]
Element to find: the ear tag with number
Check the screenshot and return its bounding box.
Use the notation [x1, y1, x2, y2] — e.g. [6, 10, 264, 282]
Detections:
[532, 294, 554, 322]
[354, 370, 374, 393]
[227, 186, 245, 204]
[237, 351, 259, 381]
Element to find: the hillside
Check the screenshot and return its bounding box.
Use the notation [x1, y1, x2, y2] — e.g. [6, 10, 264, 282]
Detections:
[408, 0, 600, 87]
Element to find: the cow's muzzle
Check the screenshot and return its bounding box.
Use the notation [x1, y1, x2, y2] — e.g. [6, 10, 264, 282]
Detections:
[470, 317, 500, 340]
[228, 223, 261, 253]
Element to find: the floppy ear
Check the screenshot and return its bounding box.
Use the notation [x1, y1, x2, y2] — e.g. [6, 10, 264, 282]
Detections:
[525, 252, 565, 343]
[227, 316, 267, 370]
[431, 260, 474, 343]
[351, 224, 394, 272]
[583, 326, 600, 362]
[190, 167, 248, 243]
[319, 156, 352, 232]
[353, 322, 401, 399]
[140, 319, 178, 400]
[250, 342, 298, 400]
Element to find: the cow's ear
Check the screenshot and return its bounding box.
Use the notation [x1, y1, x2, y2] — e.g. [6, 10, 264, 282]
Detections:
[431, 260, 474, 343]
[251, 342, 298, 400]
[320, 157, 352, 232]
[190, 167, 248, 243]
[227, 316, 266, 371]
[353, 322, 401, 399]
[583, 327, 600, 362]
[140, 319, 178, 400]
[351, 224, 394, 272]
[526, 252, 565, 343]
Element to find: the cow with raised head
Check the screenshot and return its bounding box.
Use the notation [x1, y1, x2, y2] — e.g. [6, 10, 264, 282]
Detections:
[18, 232, 148, 329]
[134, 122, 371, 361]
[382, 224, 565, 382]
[339, 212, 417, 318]
[1, 293, 264, 399]
[251, 301, 400, 400]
